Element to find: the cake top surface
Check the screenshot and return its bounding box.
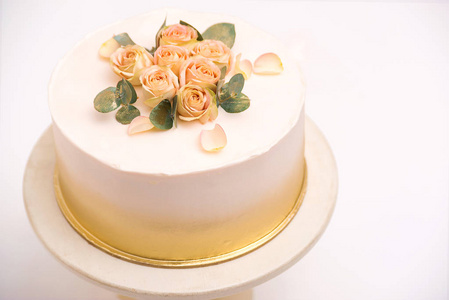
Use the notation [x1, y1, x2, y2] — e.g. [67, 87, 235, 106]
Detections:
[49, 8, 304, 175]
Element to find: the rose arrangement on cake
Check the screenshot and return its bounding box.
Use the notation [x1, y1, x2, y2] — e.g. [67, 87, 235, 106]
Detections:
[93, 17, 283, 151]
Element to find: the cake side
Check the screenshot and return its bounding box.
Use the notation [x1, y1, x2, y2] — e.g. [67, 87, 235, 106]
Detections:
[53, 107, 305, 260]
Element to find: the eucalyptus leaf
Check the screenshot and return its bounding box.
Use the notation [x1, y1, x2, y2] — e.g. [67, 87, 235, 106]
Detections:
[220, 93, 250, 113]
[202, 23, 235, 48]
[216, 79, 225, 106]
[171, 96, 178, 128]
[216, 67, 227, 101]
[124, 79, 137, 104]
[155, 16, 167, 48]
[150, 99, 173, 130]
[116, 78, 133, 105]
[115, 105, 140, 124]
[227, 73, 245, 96]
[219, 66, 227, 80]
[219, 82, 231, 102]
[219, 73, 245, 103]
[180, 20, 203, 41]
[94, 87, 120, 113]
[113, 33, 136, 46]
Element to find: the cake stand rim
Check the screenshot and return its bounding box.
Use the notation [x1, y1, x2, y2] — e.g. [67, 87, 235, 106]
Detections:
[23, 116, 338, 300]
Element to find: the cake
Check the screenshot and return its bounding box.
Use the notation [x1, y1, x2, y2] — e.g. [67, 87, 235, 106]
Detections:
[49, 8, 306, 267]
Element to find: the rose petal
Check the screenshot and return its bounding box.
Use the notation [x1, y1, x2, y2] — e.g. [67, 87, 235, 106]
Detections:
[239, 59, 253, 79]
[144, 96, 164, 108]
[234, 53, 253, 80]
[127, 116, 154, 135]
[253, 53, 283, 75]
[200, 124, 227, 152]
[179, 115, 200, 122]
[198, 109, 211, 124]
[99, 38, 121, 59]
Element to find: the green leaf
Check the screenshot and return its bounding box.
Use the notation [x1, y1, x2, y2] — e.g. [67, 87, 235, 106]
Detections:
[124, 79, 137, 104]
[219, 66, 227, 80]
[216, 79, 225, 106]
[202, 23, 236, 48]
[115, 105, 140, 124]
[227, 73, 245, 96]
[216, 67, 227, 98]
[116, 78, 133, 105]
[113, 33, 135, 46]
[219, 82, 231, 102]
[150, 99, 173, 130]
[155, 16, 167, 48]
[180, 20, 203, 41]
[219, 73, 245, 103]
[171, 96, 178, 128]
[220, 93, 250, 113]
[94, 87, 120, 113]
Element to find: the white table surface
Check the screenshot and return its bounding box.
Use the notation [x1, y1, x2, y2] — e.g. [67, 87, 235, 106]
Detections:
[1, 1, 448, 299]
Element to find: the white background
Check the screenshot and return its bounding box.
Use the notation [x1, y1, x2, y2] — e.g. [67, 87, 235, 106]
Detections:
[1, 0, 448, 299]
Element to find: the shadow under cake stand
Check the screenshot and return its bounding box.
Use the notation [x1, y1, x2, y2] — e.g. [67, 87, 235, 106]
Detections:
[24, 116, 338, 300]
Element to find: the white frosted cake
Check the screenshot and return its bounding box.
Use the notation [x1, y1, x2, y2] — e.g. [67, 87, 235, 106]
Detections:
[49, 8, 306, 266]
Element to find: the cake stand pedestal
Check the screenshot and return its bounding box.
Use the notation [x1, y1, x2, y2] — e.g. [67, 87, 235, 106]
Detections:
[24, 116, 338, 300]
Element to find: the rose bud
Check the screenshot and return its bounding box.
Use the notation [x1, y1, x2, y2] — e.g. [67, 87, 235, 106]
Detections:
[110, 45, 154, 85]
[154, 45, 190, 77]
[140, 65, 179, 108]
[191, 39, 233, 72]
[177, 83, 218, 124]
[179, 57, 221, 91]
[158, 24, 198, 49]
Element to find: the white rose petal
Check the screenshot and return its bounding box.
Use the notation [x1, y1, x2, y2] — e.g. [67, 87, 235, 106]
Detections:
[253, 53, 284, 75]
[200, 124, 227, 152]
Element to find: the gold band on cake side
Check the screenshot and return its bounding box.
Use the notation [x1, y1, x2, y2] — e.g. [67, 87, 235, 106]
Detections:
[53, 162, 307, 268]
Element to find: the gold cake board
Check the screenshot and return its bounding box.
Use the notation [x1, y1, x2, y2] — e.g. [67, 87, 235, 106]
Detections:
[24, 116, 338, 300]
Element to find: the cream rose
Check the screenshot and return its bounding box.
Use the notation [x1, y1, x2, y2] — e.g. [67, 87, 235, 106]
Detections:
[154, 45, 190, 77]
[191, 39, 233, 71]
[159, 24, 198, 48]
[110, 45, 154, 85]
[179, 57, 221, 91]
[177, 83, 218, 124]
[140, 65, 179, 108]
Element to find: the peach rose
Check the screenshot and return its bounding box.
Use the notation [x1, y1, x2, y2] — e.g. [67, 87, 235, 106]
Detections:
[191, 39, 233, 71]
[159, 24, 198, 48]
[177, 83, 218, 124]
[110, 45, 154, 85]
[140, 65, 179, 108]
[154, 45, 190, 77]
[179, 57, 221, 91]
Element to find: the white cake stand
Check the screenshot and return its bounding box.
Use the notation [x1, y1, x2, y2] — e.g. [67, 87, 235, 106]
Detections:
[23, 116, 338, 300]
